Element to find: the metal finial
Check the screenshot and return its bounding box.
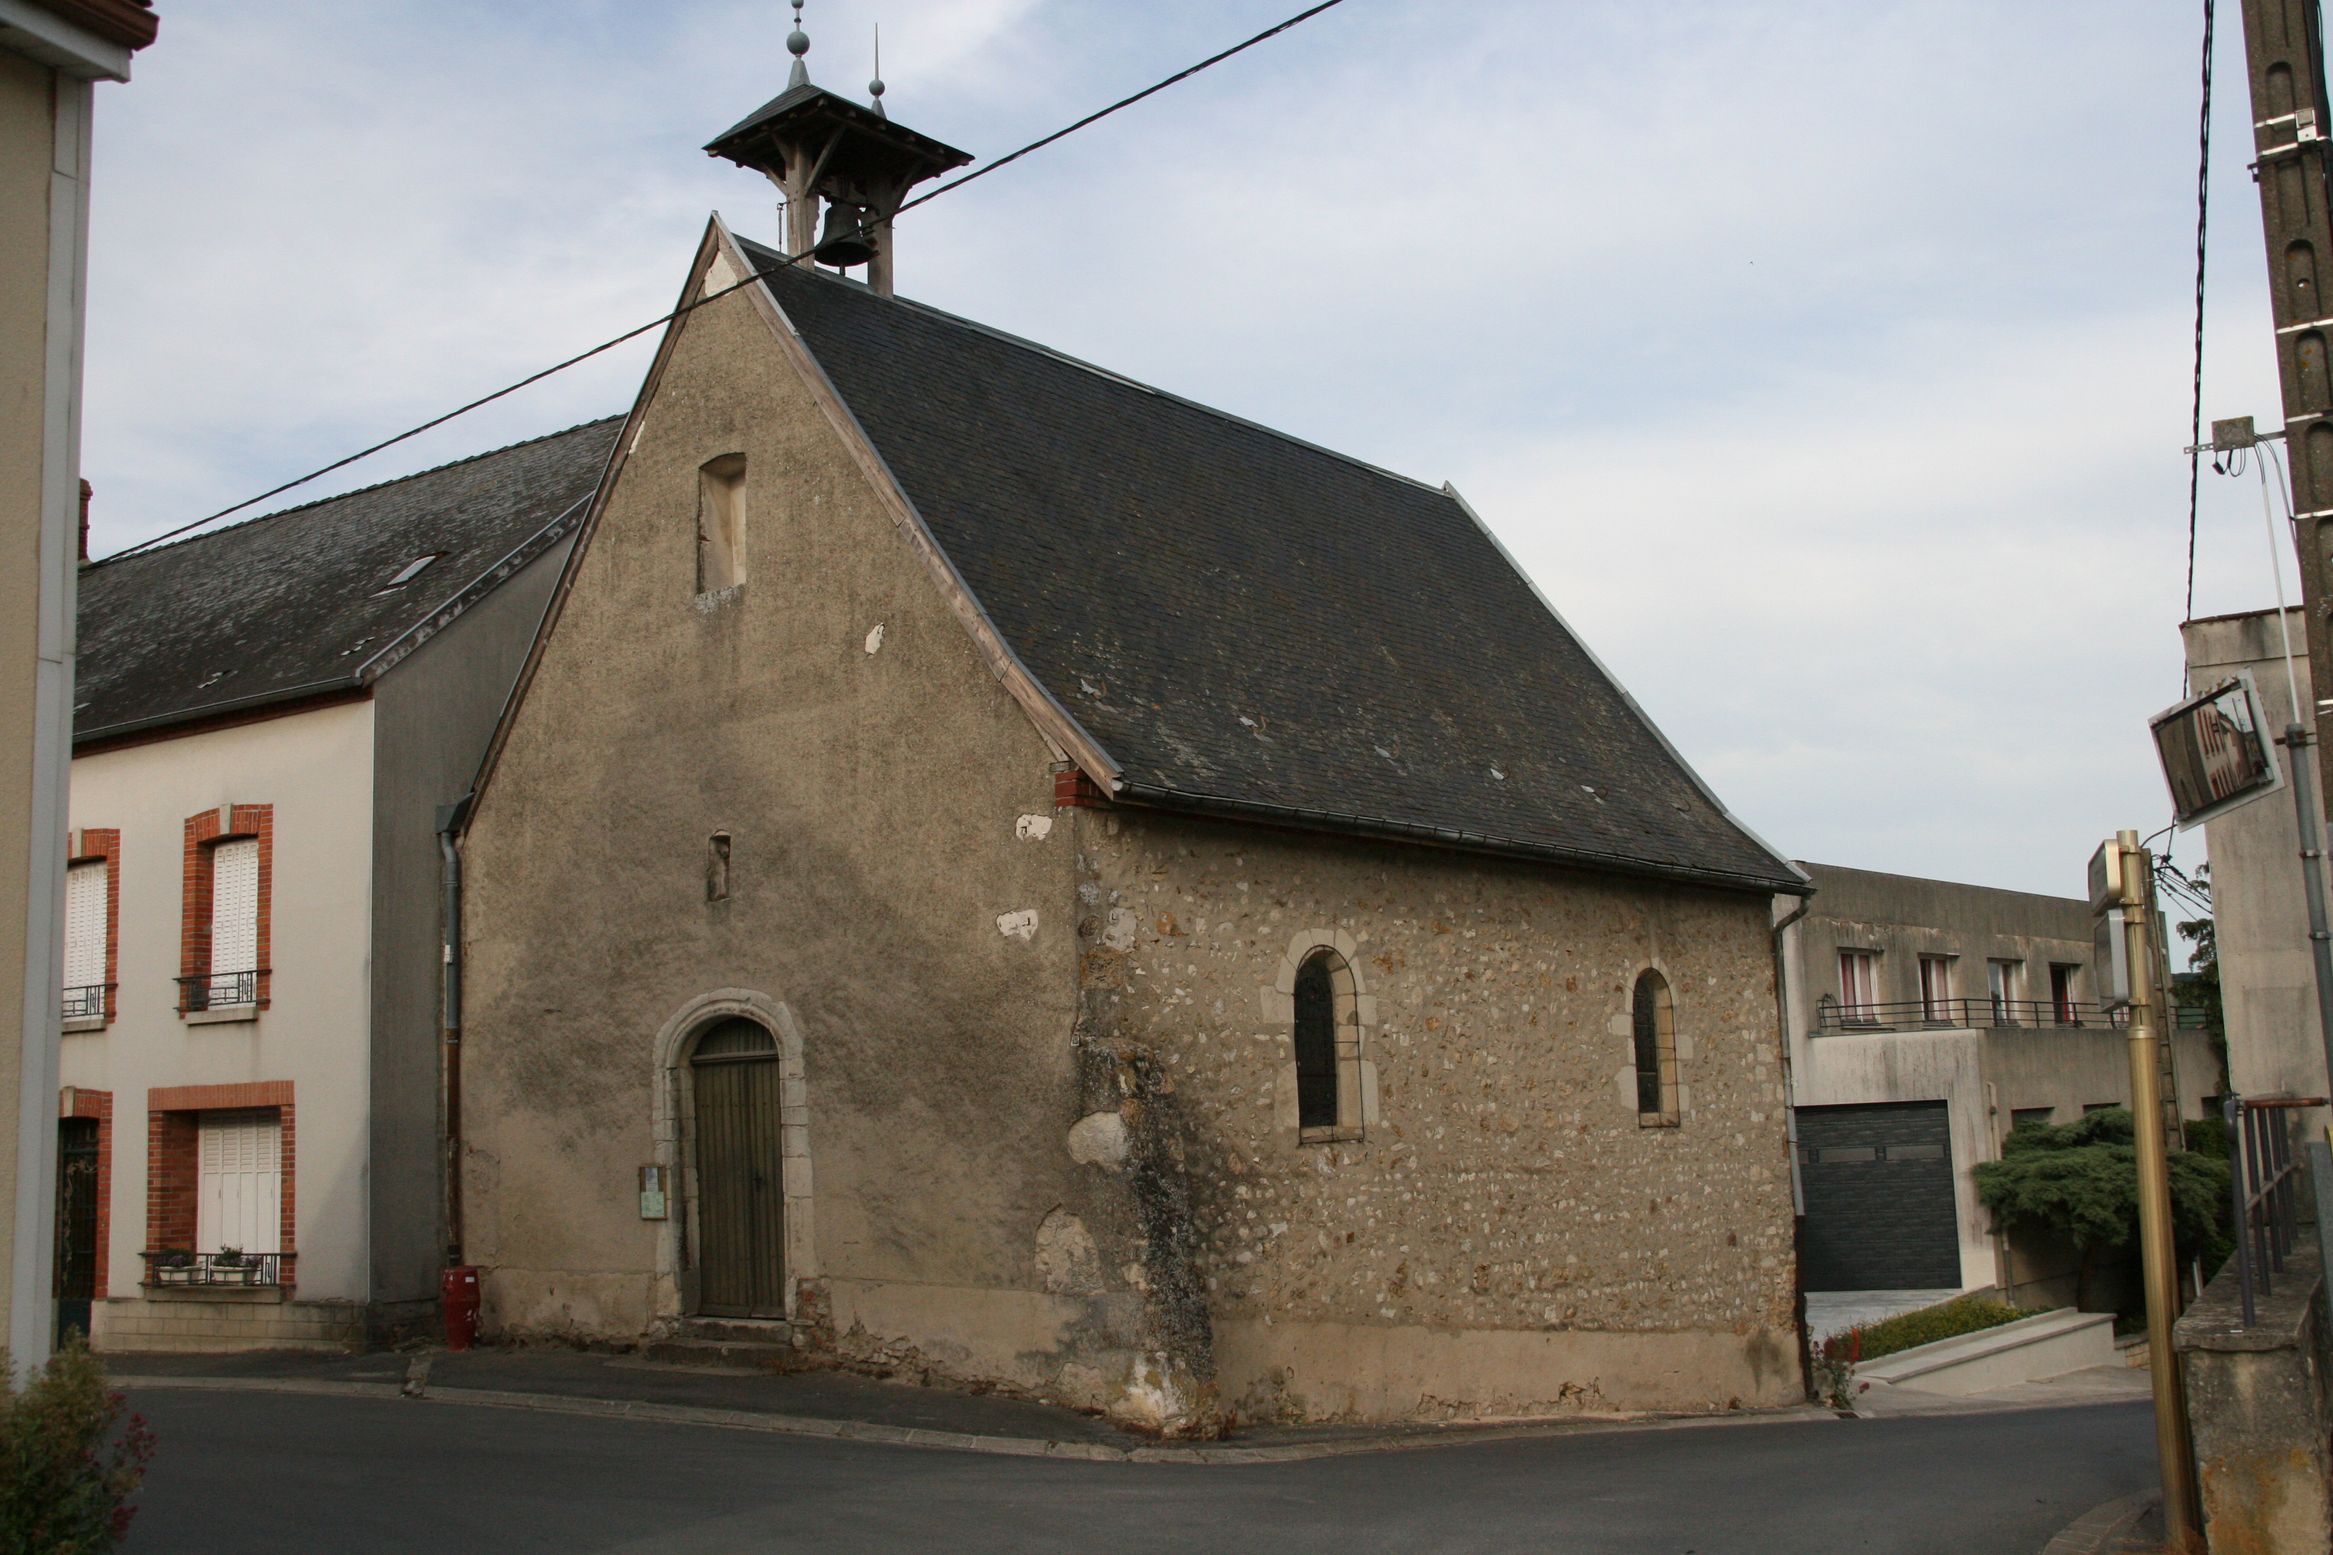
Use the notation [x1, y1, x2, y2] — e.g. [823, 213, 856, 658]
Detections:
[870, 23, 886, 116]
[787, 0, 811, 86]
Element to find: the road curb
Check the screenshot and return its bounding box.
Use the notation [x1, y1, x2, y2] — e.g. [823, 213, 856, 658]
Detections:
[2038, 1491, 2160, 1555]
[112, 1374, 1836, 1465]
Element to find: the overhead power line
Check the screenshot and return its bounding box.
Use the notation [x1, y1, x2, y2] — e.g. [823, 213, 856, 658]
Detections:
[96, 0, 1352, 567]
[2183, 0, 2217, 635]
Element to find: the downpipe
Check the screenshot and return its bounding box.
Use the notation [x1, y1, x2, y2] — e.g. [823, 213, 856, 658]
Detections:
[437, 797, 470, 1266]
[1771, 894, 1815, 1400]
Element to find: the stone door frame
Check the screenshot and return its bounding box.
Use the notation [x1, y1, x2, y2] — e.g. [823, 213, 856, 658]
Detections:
[651, 989, 816, 1320]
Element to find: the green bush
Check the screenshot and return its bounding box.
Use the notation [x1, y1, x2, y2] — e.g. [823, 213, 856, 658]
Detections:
[1973, 1106, 2231, 1310]
[1849, 1295, 2027, 1362]
[0, 1339, 154, 1554]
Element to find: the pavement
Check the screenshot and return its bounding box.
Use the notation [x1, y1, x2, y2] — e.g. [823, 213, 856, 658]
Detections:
[112, 1382, 2157, 1554]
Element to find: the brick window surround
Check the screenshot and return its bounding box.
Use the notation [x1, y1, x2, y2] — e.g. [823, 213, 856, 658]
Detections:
[146, 1081, 295, 1287]
[64, 828, 120, 1023]
[180, 804, 272, 1013]
[59, 1087, 112, 1297]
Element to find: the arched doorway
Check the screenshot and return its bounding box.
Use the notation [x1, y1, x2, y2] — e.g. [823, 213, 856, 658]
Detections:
[689, 1017, 786, 1318]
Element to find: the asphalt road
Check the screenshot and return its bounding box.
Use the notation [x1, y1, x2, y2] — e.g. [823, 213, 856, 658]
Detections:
[120, 1390, 2152, 1555]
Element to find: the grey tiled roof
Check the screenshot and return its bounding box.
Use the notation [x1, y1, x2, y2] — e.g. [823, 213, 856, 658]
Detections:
[749, 249, 1797, 893]
[74, 417, 620, 745]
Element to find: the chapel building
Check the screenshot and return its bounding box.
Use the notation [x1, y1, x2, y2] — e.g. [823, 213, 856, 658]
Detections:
[457, 32, 1808, 1428]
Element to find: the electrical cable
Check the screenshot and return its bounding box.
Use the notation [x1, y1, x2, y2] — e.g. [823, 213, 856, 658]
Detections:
[92, 0, 1353, 566]
[2184, 0, 2217, 650]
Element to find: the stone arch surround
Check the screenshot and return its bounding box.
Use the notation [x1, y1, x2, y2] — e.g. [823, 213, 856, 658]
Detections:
[650, 989, 816, 1320]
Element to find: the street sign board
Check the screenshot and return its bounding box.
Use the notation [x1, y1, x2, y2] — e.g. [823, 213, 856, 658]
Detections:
[2093, 907, 2131, 1011]
[2150, 672, 2283, 831]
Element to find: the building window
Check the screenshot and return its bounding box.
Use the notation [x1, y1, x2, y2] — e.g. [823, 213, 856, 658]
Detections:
[1988, 959, 2023, 1026]
[696, 453, 747, 594]
[374, 553, 441, 593]
[61, 829, 119, 1027]
[1293, 953, 1340, 1130]
[1633, 969, 1680, 1127]
[2011, 1106, 2055, 1131]
[707, 832, 732, 903]
[181, 805, 272, 1015]
[2049, 963, 2081, 1026]
[144, 1082, 296, 1288]
[1918, 955, 1956, 1024]
[1838, 950, 1880, 1024]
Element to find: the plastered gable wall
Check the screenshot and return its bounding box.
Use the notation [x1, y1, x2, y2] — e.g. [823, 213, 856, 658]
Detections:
[461, 268, 1159, 1404]
[1074, 808, 1800, 1420]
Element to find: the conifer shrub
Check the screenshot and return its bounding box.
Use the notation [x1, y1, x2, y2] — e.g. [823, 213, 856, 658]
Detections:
[0, 1338, 153, 1554]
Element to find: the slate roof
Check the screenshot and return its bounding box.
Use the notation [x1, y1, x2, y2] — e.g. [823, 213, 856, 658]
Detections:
[74, 417, 620, 746]
[745, 245, 1799, 894]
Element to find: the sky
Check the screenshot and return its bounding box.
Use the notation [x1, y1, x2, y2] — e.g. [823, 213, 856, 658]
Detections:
[75, 0, 2297, 903]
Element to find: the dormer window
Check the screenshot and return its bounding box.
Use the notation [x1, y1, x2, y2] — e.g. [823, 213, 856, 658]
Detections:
[376, 554, 441, 593]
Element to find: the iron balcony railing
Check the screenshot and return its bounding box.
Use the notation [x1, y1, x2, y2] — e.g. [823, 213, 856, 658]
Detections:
[142, 1250, 284, 1288]
[1816, 996, 2128, 1033]
[176, 969, 259, 1013]
[59, 983, 109, 1021]
[2222, 1094, 2326, 1328]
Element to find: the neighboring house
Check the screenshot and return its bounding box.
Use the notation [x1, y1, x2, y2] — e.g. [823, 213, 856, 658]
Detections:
[56, 419, 615, 1351]
[2182, 608, 2325, 1110]
[1779, 862, 2218, 1306]
[1, 0, 155, 1360]
[457, 54, 1811, 1433]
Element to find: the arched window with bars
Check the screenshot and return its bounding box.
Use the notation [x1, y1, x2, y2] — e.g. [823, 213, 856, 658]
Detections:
[1633, 969, 1680, 1127]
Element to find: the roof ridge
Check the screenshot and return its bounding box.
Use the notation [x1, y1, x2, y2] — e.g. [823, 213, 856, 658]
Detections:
[92, 413, 626, 568]
[738, 238, 1448, 499]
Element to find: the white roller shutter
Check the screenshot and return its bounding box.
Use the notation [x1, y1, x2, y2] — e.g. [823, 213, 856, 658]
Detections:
[197, 1110, 281, 1255]
[63, 860, 107, 990]
[209, 838, 259, 976]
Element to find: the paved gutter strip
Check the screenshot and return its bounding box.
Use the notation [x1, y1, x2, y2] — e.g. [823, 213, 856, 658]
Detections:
[113, 1374, 1839, 1465]
[2038, 1491, 2160, 1555]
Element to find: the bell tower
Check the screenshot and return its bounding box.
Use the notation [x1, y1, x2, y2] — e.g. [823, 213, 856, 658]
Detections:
[705, 1, 972, 298]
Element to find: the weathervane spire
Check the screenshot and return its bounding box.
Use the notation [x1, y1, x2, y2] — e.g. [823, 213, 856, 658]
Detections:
[786, 0, 810, 88]
[870, 23, 886, 117]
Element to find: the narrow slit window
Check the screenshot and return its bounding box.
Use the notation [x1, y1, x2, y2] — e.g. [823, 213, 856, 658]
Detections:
[1293, 954, 1340, 1131]
[1633, 969, 1679, 1126]
[707, 832, 732, 902]
[697, 453, 748, 594]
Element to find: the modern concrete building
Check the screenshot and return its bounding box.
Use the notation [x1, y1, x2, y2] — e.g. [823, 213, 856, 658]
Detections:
[2181, 607, 2325, 1112]
[456, 45, 1811, 1433]
[55, 420, 613, 1350]
[1, 0, 155, 1364]
[1780, 862, 2218, 1305]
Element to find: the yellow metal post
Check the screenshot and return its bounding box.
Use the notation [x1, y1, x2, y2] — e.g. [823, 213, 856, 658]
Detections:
[2119, 831, 2202, 1548]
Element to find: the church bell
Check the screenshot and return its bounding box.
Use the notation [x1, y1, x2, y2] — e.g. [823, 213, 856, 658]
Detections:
[813, 201, 877, 268]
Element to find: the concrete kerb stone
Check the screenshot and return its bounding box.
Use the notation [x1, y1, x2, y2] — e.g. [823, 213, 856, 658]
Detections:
[111, 1373, 1839, 1465]
[2037, 1491, 2160, 1555]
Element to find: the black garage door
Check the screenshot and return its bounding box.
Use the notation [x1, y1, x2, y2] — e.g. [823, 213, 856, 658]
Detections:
[1796, 1101, 1959, 1290]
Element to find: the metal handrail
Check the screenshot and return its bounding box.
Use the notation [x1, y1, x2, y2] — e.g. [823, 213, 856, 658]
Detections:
[59, 983, 111, 1021]
[142, 1249, 284, 1288]
[176, 968, 262, 1012]
[2224, 1094, 2328, 1327]
[1815, 996, 2128, 1032]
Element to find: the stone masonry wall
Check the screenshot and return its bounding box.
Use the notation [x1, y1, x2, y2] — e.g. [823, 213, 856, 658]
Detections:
[1074, 806, 1800, 1421]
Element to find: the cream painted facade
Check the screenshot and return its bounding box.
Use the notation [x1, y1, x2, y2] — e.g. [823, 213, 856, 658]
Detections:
[462, 230, 1803, 1429]
[63, 700, 377, 1349]
[0, 0, 143, 1363]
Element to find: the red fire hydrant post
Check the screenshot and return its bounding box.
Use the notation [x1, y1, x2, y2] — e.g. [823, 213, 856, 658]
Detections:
[441, 1265, 481, 1351]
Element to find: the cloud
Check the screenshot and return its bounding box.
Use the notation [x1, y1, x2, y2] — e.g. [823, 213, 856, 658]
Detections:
[76, 0, 2278, 902]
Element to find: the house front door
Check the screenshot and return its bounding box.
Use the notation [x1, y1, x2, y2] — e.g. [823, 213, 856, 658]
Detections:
[53, 1118, 98, 1343]
[690, 1019, 786, 1319]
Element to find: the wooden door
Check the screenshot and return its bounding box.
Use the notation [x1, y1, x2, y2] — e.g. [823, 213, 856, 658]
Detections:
[691, 1020, 785, 1318]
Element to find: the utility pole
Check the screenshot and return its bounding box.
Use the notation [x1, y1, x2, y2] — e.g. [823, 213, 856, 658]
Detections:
[2236, 1, 2333, 792]
[2115, 833, 2204, 1549]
